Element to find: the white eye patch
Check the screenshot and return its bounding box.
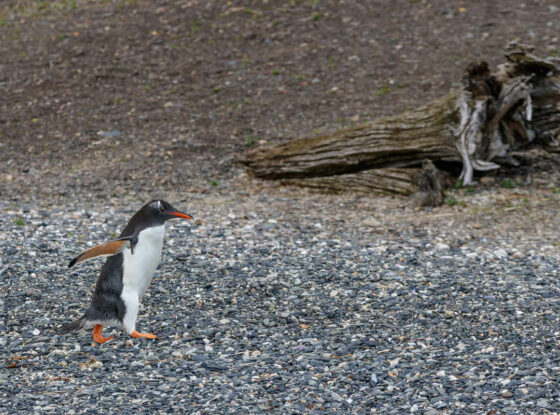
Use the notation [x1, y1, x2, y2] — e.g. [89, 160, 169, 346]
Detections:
[149, 200, 162, 209]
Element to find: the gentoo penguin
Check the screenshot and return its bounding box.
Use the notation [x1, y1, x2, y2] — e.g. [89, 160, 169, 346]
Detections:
[57, 200, 192, 344]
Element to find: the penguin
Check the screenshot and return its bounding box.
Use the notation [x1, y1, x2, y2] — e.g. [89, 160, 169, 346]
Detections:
[57, 199, 192, 344]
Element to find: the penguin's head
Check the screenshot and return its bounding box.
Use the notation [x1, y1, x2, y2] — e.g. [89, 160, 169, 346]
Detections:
[147, 200, 193, 222]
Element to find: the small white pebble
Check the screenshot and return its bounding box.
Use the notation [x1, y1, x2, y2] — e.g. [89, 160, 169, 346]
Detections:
[494, 248, 508, 258]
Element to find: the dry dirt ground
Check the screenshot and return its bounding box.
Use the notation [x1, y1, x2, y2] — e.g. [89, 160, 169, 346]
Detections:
[1, 0, 560, 203]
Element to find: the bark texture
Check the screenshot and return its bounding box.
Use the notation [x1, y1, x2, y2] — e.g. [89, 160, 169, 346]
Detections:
[242, 42, 560, 198]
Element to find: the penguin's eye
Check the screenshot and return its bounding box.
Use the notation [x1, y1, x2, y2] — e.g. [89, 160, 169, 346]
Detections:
[159, 205, 165, 212]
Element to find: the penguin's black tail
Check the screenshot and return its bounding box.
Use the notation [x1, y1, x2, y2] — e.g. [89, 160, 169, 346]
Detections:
[57, 317, 86, 335]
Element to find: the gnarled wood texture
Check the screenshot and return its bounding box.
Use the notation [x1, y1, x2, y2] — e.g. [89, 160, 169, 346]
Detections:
[242, 42, 560, 198]
[243, 91, 460, 180]
[279, 168, 420, 195]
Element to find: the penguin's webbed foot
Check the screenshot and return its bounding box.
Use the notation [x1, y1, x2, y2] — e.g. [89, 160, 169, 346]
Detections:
[130, 331, 157, 340]
[93, 324, 114, 344]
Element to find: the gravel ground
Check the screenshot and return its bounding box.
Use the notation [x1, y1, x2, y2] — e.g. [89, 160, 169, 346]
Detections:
[1, 185, 560, 414]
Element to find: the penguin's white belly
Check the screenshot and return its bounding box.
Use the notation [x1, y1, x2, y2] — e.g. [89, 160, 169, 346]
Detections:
[122, 224, 165, 298]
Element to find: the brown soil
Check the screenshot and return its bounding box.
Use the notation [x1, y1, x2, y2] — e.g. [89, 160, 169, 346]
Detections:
[1, 0, 559, 202]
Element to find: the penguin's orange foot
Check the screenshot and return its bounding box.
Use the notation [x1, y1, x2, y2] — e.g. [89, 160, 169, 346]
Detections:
[130, 331, 157, 340]
[92, 324, 114, 344]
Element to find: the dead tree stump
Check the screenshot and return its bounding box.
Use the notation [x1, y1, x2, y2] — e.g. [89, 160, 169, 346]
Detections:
[241, 42, 560, 200]
[415, 159, 446, 207]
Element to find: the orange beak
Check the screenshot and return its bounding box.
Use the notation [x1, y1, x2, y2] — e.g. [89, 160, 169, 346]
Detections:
[170, 211, 193, 220]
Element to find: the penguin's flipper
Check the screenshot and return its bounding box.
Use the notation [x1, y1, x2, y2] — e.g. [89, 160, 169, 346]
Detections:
[68, 236, 136, 268]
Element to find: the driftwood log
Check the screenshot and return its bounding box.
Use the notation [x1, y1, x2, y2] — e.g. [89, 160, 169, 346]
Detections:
[242, 42, 560, 202]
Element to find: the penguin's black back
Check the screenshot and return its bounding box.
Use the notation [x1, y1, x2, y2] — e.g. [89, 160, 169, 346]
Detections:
[84, 253, 126, 322]
[57, 254, 126, 334]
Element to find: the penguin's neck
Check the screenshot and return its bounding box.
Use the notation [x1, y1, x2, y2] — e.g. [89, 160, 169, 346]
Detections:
[137, 223, 166, 247]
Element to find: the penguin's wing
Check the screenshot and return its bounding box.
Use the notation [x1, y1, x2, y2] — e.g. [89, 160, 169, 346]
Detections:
[68, 236, 137, 268]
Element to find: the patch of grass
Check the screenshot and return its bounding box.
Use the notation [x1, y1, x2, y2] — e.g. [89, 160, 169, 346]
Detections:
[8, 28, 22, 40]
[245, 136, 256, 147]
[501, 178, 516, 189]
[165, 86, 179, 95]
[313, 12, 322, 20]
[142, 85, 150, 92]
[445, 198, 466, 207]
[376, 86, 392, 96]
[36, 1, 51, 12]
[327, 56, 335, 70]
[549, 49, 558, 58]
[227, 99, 252, 109]
[272, 69, 280, 76]
[14, 0, 80, 16]
[551, 187, 559, 194]
[190, 20, 200, 36]
[0, 17, 7, 27]
[210, 180, 219, 187]
[454, 181, 476, 193]
[213, 86, 222, 93]
[454, 184, 477, 194]
[245, 8, 259, 20]
[14, 218, 25, 226]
